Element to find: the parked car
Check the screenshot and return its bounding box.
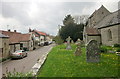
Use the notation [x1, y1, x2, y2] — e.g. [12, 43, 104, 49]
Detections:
[44, 41, 49, 46]
[48, 41, 52, 45]
[11, 50, 27, 59]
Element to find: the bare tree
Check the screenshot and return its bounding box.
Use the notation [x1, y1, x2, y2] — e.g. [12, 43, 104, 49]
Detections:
[73, 15, 89, 24]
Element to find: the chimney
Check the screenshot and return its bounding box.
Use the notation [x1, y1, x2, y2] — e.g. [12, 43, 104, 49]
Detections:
[14, 30, 16, 32]
[8, 29, 10, 32]
[29, 28, 32, 32]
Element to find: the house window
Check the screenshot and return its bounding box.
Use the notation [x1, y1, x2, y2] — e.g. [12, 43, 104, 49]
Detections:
[108, 29, 112, 41]
[20, 43, 23, 50]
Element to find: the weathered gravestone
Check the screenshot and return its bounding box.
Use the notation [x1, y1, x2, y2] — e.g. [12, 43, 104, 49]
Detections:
[66, 36, 72, 50]
[75, 38, 81, 45]
[86, 40, 100, 62]
[74, 39, 82, 56]
[71, 40, 74, 44]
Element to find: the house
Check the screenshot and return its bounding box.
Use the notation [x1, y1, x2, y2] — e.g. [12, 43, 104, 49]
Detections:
[0, 30, 21, 53]
[83, 5, 120, 46]
[29, 29, 47, 46]
[0, 33, 10, 59]
[1, 30, 34, 53]
[46, 35, 53, 44]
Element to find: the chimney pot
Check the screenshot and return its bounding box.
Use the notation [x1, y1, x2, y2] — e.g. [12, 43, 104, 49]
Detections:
[8, 29, 10, 32]
[14, 30, 16, 32]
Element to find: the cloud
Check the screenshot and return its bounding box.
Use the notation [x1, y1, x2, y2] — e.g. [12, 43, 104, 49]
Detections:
[0, 1, 119, 36]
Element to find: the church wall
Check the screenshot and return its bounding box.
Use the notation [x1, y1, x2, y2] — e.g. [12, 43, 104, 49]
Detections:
[101, 25, 119, 46]
[88, 6, 111, 27]
[86, 35, 101, 45]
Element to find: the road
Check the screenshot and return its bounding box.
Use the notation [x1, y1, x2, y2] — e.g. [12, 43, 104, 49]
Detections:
[1, 44, 55, 76]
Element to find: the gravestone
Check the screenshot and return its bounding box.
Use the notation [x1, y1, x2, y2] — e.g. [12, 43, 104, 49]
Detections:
[71, 40, 74, 44]
[86, 40, 100, 62]
[66, 36, 72, 50]
[74, 39, 82, 56]
[75, 38, 81, 45]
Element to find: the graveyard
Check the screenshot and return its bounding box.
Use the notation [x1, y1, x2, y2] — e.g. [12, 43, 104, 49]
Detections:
[37, 43, 119, 77]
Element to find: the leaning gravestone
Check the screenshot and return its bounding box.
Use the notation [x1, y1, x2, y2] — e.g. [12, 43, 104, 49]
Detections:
[66, 36, 72, 50]
[74, 39, 82, 56]
[86, 40, 100, 62]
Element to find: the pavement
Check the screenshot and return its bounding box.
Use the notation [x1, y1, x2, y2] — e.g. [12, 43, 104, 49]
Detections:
[0, 44, 55, 78]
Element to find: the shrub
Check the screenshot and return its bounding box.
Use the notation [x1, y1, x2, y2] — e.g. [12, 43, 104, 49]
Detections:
[114, 44, 120, 47]
[3, 68, 34, 78]
[100, 46, 107, 53]
[53, 36, 64, 45]
[116, 48, 120, 52]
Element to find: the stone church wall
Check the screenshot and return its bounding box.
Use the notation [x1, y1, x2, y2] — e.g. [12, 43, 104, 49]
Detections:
[100, 25, 119, 46]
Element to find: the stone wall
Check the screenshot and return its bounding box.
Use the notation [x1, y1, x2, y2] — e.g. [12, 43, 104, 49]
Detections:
[29, 41, 33, 50]
[15, 44, 20, 51]
[86, 35, 101, 45]
[20, 41, 33, 51]
[88, 6, 110, 27]
[118, 25, 120, 44]
[0, 38, 10, 58]
[100, 25, 120, 46]
[10, 43, 20, 53]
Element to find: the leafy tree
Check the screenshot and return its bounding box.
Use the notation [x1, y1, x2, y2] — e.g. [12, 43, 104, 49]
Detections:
[53, 36, 64, 45]
[59, 14, 84, 42]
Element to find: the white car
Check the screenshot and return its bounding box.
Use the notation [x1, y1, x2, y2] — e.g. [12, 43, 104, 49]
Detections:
[11, 50, 27, 59]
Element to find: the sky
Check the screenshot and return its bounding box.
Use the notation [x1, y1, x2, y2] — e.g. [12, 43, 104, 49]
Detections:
[0, 0, 119, 36]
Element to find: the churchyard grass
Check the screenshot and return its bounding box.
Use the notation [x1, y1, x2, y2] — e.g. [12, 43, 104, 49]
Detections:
[37, 44, 119, 77]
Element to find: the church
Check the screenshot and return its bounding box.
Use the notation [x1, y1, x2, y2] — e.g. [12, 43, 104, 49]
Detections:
[83, 5, 120, 46]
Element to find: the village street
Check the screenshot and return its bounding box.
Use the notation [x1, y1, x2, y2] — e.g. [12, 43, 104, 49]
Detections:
[1, 44, 55, 75]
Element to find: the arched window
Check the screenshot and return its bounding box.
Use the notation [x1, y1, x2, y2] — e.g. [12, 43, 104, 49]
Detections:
[108, 29, 112, 40]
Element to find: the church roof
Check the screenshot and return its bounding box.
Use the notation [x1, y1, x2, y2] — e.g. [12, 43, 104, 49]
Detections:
[95, 9, 120, 28]
[89, 5, 110, 19]
[86, 27, 101, 36]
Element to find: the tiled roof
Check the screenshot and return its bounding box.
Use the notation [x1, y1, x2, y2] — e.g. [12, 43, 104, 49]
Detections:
[0, 30, 31, 44]
[86, 27, 101, 35]
[0, 33, 9, 38]
[95, 9, 120, 28]
[34, 30, 47, 36]
[89, 5, 110, 19]
[32, 32, 39, 37]
[10, 34, 31, 43]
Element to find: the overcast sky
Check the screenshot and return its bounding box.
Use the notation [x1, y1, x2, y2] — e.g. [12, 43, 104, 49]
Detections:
[0, 0, 119, 36]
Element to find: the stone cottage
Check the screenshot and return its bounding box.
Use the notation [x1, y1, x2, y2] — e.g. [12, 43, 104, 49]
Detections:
[83, 5, 120, 46]
[0, 33, 10, 59]
[0, 30, 34, 53]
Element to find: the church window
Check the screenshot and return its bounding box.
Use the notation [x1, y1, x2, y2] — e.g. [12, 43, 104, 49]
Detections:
[108, 29, 112, 41]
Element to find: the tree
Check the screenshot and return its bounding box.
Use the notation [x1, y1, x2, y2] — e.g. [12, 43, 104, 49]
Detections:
[58, 14, 84, 42]
[63, 15, 75, 26]
[73, 15, 89, 24]
[53, 36, 64, 45]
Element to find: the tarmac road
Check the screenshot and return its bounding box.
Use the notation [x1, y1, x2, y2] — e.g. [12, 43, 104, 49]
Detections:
[1, 44, 55, 77]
